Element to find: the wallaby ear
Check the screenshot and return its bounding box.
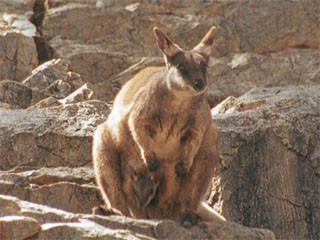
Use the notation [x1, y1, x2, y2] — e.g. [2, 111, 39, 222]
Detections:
[153, 27, 182, 58]
[193, 26, 217, 56]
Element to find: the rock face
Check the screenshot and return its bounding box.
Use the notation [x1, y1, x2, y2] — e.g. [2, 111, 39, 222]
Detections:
[0, 0, 319, 239]
[37, 0, 320, 104]
[212, 85, 320, 240]
[207, 49, 320, 106]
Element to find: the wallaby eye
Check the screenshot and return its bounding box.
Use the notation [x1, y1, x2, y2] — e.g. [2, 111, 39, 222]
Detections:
[194, 79, 204, 91]
[177, 64, 188, 76]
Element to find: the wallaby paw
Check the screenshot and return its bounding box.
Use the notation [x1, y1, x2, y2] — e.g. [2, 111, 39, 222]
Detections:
[147, 156, 159, 171]
[92, 205, 123, 216]
[175, 161, 188, 177]
[181, 213, 201, 228]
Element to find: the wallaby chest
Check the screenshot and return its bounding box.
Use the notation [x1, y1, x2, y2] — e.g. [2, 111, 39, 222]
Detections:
[132, 98, 202, 159]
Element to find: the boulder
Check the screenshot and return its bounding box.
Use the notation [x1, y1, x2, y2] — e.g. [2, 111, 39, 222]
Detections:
[0, 100, 110, 170]
[0, 32, 38, 81]
[212, 85, 320, 239]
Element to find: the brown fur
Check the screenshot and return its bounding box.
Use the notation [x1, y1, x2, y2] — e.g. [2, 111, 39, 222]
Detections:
[124, 165, 159, 218]
[92, 26, 225, 223]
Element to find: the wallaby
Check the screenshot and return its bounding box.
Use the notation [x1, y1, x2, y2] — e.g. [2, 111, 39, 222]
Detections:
[93, 25, 225, 225]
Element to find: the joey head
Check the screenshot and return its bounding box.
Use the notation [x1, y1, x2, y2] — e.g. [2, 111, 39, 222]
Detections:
[130, 167, 159, 209]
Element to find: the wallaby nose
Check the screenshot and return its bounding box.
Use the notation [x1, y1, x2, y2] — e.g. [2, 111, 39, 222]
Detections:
[194, 79, 204, 91]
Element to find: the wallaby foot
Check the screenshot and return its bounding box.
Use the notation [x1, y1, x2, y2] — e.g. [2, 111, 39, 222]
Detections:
[181, 212, 202, 228]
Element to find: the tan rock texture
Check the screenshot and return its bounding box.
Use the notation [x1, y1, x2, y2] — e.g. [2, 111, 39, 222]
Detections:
[0, 195, 275, 240]
[0, 101, 110, 170]
[0, 80, 45, 109]
[212, 85, 320, 239]
[0, 0, 319, 239]
[39, 0, 320, 102]
[0, 215, 40, 240]
[0, 32, 38, 81]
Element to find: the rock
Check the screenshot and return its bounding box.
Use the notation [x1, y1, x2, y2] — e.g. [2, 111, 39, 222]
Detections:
[38, 220, 151, 240]
[207, 221, 276, 240]
[47, 36, 132, 101]
[190, 0, 320, 56]
[0, 195, 275, 240]
[0, 181, 102, 214]
[28, 82, 93, 108]
[40, 2, 320, 103]
[1, 166, 94, 185]
[0, 195, 76, 223]
[43, 79, 72, 98]
[22, 58, 89, 101]
[0, 1, 32, 15]
[0, 100, 110, 170]
[0, 102, 11, 109]
[212, 85, 320, 239]
[23, 58, 75, 91]
[0, 195, 21, 217]
[0, 1, 318, 239]
[0, 80, 46, 109]
[0, 215, 40, 240]
[58, 83, 94, 105]
[42, 1, 320, 58]
[207, 49, 320, 107]
[40, 3, 204, 101]
[2, 13, 37, 37]
[214, 0, 320, 55]
[104, 57, 163, 100]
[0, 165, 99, 217]
[0, 165, 101, 214]
[63, 71, 85, 91]
[29, 96, 61, 109]
[0, 32, 38, 81]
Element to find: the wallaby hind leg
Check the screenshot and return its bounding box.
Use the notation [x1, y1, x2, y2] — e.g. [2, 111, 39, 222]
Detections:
[179, 123, 225, 224]
[92, 123, 130, 216]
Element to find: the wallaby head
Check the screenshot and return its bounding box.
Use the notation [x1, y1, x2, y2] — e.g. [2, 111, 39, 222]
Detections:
[129, 166, 159, 208]
[153, 26, 217, 96]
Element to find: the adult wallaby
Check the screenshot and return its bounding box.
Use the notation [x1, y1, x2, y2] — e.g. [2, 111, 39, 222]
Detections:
[93, 26, 225, 224]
